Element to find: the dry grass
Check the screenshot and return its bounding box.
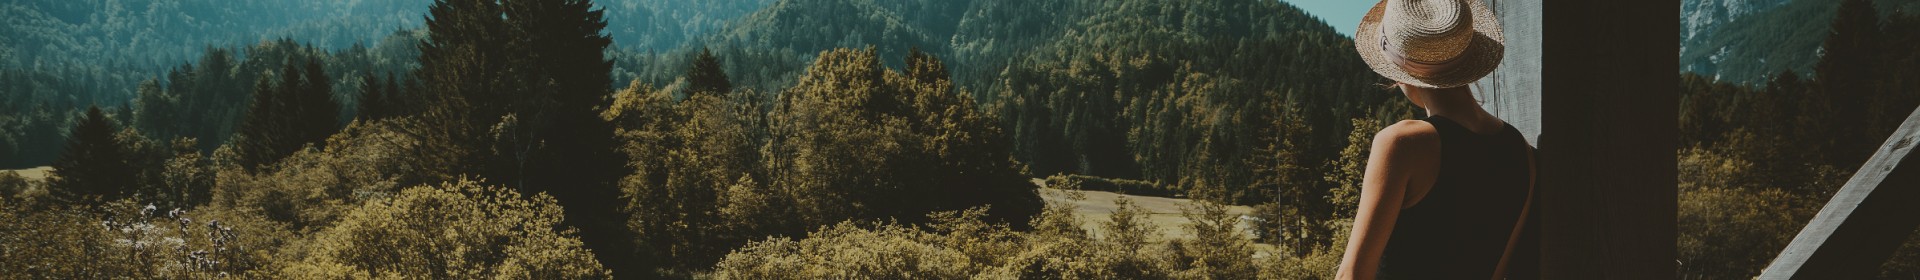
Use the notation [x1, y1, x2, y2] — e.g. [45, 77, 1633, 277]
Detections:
[1033, 177, 1263, 245]
[4, 166, 52, 181]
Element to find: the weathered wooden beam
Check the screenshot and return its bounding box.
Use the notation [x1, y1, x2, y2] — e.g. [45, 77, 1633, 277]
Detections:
[1474, 0, 1541, 145]
[1474, 0, 1677, 279]
[1760, 107, 1920, 279]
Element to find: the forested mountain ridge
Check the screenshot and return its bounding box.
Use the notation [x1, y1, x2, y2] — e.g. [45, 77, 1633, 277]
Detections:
[0, 0, 785, 168]
[0, 0, 430, 69]
[1679, 0, 1920, 84]
[1680, 0, 1792, 51]
[2, 0, 1404, 278]
[628, 0, 1396, 203]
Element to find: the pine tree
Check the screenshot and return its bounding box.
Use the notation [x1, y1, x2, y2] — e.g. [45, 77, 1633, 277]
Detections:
[1816, 0, 1879, 166]
[415, 0, 637, 276]
[49, 106, 137, 206]
[231, 59, 341, 169]
[503, 0, 636, 276]
[298, 58, 341, 144]
[233, 74, 287, 169]
[358, 73, 386, 120]
[686, 47, 732, 97]
[414, 0, 513, 179]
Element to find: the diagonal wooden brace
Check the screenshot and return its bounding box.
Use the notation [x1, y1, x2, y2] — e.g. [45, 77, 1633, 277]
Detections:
[1761, 107, 1920, 279]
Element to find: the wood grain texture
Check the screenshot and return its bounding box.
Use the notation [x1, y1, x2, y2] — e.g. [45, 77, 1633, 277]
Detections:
[1760, 107, 1920, 279]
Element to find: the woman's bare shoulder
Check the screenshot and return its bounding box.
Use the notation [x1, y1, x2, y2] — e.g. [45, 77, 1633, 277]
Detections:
[1373, 120, 1441, 151]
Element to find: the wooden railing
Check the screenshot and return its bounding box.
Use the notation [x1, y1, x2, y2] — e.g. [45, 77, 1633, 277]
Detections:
[1759, 107, 1920, 279]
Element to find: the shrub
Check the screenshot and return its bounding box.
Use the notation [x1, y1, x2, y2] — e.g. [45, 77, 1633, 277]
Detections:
[0, 170, 34, 201]
[1677, 147, 1822, 278]
[0, 199, 288, 278]
[285, 179, 609, 279]
[210, 118, 442, 231]
[714, 195, 1294, 280]
[1045, 174, 1182, 197]
[711, 221, 977, 279]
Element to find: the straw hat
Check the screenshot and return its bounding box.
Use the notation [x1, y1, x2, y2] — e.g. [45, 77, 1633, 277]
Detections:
[1356, 0, 1504, 89]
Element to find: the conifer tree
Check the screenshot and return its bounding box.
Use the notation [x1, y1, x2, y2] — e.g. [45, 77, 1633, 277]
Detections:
[503, 0, 636, 276]
[1816, 0, 1879, 165]
[415, 0, 636, 276]
[298, 58, 341, 143]
[686, 47, 732, 97]
[358, 73, 387, 120]
[232, 59, 341, 169]
[49, 106, 137, 206]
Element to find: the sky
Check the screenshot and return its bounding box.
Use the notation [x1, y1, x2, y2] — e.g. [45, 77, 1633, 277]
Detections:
[1284, 0, 1374, 37]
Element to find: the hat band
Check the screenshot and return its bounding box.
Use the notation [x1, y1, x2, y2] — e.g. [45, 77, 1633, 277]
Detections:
[1381, 32, 1467, 79]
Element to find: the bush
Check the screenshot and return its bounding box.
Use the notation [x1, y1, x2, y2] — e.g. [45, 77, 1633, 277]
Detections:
[1045, 174, 1182, 197]
[0, 170, 35, 201]
[711, 221, 978, 279]
[285, 179, 608, 279]
[713, 193, 1317, 280]
[616, 48, 1042, 273]
[1675, 147, 1834, 278]
[210, 118, 442, 231]
[0, 199, 288, 278]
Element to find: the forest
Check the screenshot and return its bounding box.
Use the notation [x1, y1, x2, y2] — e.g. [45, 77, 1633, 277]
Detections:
[4, 0, 1919, 279]
[0, 0, 1399, 278]
[1677, 0, 1920, 278]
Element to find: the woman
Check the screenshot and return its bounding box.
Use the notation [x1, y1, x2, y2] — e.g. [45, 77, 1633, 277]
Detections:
[1334, 0, 1535, 279]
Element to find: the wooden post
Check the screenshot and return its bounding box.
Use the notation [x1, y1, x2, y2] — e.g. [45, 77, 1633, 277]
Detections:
[1759, 107, 1920, 279]
[1473, 1, 1677, 278]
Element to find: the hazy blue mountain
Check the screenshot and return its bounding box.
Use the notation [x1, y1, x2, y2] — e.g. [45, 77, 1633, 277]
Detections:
[601, 0, 780, 52]
[1680, 0, 1792, 52]
[1679, 0, 1920, 84]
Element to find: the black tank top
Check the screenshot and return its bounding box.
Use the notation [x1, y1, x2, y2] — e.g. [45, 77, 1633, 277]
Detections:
[1378, 116, 1533, 279]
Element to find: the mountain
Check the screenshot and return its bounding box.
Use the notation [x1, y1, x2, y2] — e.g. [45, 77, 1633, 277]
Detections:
[1680, 0, 1792, 52]
[600, 0, 779, 52]
[1679, 0, 1920, 84]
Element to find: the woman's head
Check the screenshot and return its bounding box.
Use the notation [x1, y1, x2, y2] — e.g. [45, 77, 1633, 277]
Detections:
[1355, 0, 1505, 89]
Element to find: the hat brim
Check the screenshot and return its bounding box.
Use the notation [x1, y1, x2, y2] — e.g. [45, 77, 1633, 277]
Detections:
[1356, 0, 1505, 89]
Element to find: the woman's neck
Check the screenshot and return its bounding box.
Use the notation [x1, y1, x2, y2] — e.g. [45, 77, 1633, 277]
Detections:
[1408, 85, 1490, 122]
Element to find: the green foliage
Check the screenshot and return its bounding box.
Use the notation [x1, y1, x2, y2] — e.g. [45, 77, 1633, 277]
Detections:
[597, 0, 778, 51]
[686, 47, 735, 97]
[48, 106, 137, 206]
[767, 47, 1040, 227]
[711, 220, 978, 279]
[0, 1, 430, 168]
[286, 179, 610, 279]
[155, 138, 215, 208]
[715, 195, 1328, 280]
[1677, 7, 1920, 272]
[414, 0, 638, 274]
[1166, 201, 1259, 279]
[355, 73, 401, 120]
[0, 171, 31, 200]
[1045, 174, 1182, 198]
[1815, 0, 1884, 166]
[1676, 148, 1822, 278]
[614, 47, 1039, 272]
[212, 118, 446, 231]
[230, 57, 344, 170]
[612, 79, 774, 270]
[988, 0, 1392, 208]
[0, 199, 292, 278]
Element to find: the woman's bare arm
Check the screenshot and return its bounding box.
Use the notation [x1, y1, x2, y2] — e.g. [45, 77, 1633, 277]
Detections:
[1337, 121, 1440, 280]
